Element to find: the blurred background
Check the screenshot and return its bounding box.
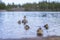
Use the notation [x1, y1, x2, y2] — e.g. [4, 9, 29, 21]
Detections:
[0, 0, 60, 11]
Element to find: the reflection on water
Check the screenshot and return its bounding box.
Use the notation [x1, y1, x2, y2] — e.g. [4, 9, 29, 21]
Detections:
[0, 12, 60, 39]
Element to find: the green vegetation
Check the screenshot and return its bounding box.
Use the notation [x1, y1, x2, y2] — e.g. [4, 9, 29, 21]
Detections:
[0, 2, 6, 9]
[0, 2, 60, 11]
[22, 2, 60, 11]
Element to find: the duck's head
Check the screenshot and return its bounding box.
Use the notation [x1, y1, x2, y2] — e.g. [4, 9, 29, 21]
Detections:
[24, 16, 26, 18]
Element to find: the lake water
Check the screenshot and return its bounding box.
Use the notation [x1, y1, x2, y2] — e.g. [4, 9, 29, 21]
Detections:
[0, 11, 60, 39]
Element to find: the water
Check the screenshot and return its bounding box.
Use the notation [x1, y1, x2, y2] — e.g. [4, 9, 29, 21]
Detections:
[0, 11, 60, 39]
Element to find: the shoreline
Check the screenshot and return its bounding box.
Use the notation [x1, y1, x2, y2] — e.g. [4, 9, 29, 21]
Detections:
[1, 36, 60, 40]
[0, 10, 60, 12]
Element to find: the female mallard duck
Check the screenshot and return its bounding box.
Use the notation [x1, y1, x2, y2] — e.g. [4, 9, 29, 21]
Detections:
[24, 25, 30, 30]
[18, 20, 21, 24]
[37, 28, 43, 36]
[22, 16, 28, 25]
[44, 24, 48, 29]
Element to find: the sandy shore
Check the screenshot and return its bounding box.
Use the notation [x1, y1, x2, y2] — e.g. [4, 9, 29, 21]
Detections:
[1, 36, 60, 40]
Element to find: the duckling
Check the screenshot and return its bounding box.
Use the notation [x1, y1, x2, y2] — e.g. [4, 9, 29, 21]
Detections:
[37, 28, 43, 36]
[24, 25, 30, 30]
[44, 24, 48, 29]
[22, 16, 28, 25]
[18, 20, 21, 24]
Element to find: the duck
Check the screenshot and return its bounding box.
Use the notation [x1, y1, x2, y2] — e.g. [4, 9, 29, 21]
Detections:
[24, 25, 30, 30]
[18, 20, 21, 24]
[44, 24, 48, 29]
[37, 28, 43, 36]
[22, 16, 28, 25]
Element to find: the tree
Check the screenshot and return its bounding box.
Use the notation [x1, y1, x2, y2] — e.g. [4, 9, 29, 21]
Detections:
[0, 2, 6, 9]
